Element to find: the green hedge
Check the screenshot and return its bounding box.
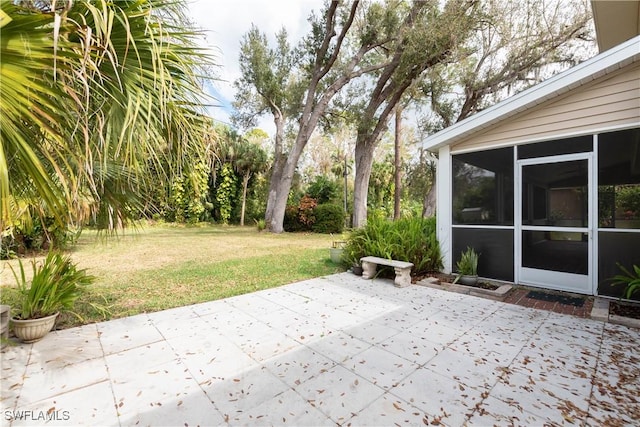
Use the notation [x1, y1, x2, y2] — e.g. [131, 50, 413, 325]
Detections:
[343, 216, 442, 275]
[312, 204, 345, 234]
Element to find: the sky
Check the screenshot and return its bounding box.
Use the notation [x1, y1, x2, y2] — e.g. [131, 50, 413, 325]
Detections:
[187, 0, 324, 133]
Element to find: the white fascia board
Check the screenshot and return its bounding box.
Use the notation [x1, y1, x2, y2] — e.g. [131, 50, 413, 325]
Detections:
[422, 35, 640, 152]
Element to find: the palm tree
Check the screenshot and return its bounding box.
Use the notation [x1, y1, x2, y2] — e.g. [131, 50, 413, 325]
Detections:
[234, 141, 268, 226]
[1, 0, 214, 232]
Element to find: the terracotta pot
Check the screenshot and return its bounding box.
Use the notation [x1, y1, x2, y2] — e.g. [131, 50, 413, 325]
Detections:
[11, 312, 59, 343]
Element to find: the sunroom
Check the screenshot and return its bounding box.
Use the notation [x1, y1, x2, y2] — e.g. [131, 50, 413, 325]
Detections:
[422, 32, 640, 298]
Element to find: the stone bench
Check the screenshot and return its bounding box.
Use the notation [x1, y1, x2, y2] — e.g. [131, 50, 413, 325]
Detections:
[360, 256, 414, 288]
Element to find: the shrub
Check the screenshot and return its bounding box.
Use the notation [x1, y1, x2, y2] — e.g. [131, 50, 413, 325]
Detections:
[284, 205, 300, 231]
[343, 216, 442, 275]
[307, 175, 340, 204]
[283, 195, 318, 232]
[312, 204, 345, 234]
[611, 263, 640, 300]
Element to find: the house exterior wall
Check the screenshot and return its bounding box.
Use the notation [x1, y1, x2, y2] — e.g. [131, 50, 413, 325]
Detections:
[450, 62, 640, 154]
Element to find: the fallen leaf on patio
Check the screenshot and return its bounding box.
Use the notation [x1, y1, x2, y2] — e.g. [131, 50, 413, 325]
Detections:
[177, 400, 183, 406]
[233, 378, 241, 382]
[393, 402, 405, 411]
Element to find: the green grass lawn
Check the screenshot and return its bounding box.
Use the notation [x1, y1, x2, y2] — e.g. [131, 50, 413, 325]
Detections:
[0, 224, 346, 329]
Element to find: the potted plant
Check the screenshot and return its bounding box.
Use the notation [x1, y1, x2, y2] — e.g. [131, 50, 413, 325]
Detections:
[454, 247, 479, 286]
[10, 251, 94, 343]
[329, 240, 346, 264]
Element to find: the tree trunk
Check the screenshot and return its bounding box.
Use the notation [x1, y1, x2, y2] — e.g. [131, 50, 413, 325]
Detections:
[240, 172, 251, 226]
[265, 113, 285, 230]
[266, 123, 313, 232]
[393, 106, 402, 220]
[422, 167, 436, 217]
[352, 141, 376, 228]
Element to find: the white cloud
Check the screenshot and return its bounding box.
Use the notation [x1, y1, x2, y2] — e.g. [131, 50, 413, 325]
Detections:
[187, 0, 322, 133]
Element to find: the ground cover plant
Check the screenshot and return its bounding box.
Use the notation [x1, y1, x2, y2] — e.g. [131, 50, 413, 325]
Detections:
[343, 216, 442, 276]
[0, 224, 342, 329]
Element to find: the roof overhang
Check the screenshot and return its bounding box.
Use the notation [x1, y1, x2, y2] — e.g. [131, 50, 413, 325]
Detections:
[421, 34, 640, 153]
[592, 0, 640, 52]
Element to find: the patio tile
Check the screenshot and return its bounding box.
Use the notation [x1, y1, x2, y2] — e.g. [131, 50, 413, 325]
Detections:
[257, 287, 312, 306]
[342, 346, 419, 390]
[19, 357, 109, 406]
[406, 319, 465, 347]
[307, 331, 371, 363]
[379, 330, 441, 365]
[424, 347, 503, 391]
[116, 388, 223, 427]
[9, 380, 117, 427]
[264, 308, 336, 344]
[165, 328, 233, 358]
[449, 329, 526, 366]
[226, 292, 291, 317]
[508, 346, 594, 396]
[108, 357, 204, 420]
[370, 307, 426, 331]
[226, 388, 331, 426]
[202, 365, 290, 419]
[150, 314, 211, 340]
[390, 366, 485, 426]
[343, 320, 401, 345]
[179, 346, 258, 387]
[348, 394, 432, 426]
[1, 344, 31, 412]
[146, 304, 199, 324]
[447, 297, 503, 320]
[465, 395, 549, 426]
[105, 341, 179, 380]
[491, 370, 590, 423]
[27, 324, 102, 369]
[97, 314, 164, 355]
[261, 346, 336, 388]
[203, 307, 264, 335]
[294, 364, 385, 424]
[3, 272, 639, 426]
[533, 321, 603, 351]
[189, 298, 233, 317]
[428, 309, 485, 332]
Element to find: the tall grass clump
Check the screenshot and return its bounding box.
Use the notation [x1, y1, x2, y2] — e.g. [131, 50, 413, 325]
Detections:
[343, 216, 443, 276]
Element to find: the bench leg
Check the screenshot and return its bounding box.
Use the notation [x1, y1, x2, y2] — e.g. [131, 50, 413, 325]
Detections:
[394, 267, 411, 287]
[362, 261, 376, 279]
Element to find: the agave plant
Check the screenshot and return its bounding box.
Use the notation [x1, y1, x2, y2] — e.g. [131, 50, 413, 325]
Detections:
[456, 247, 479, 276]
[11, 251, 95, 320]
[611, 263, 640, 300]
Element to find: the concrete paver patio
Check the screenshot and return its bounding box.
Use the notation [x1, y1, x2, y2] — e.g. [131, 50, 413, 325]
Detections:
[1, 272, 639, 426]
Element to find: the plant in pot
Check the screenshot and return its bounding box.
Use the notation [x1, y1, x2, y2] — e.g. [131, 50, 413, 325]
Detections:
[453, 247, 479, 286]
[10, 251, 94, 343]
[329, 240, 347, 264]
